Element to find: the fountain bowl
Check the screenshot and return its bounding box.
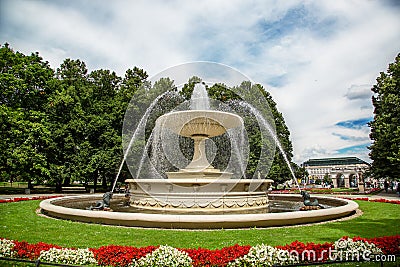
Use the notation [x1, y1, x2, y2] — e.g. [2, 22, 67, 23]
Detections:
[40, 194, 358, 229]
[157, 110, 243, 138]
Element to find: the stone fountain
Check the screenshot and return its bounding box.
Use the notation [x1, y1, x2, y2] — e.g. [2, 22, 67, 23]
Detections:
[125, 84, 273, 213]
[40, 82, 358, 229]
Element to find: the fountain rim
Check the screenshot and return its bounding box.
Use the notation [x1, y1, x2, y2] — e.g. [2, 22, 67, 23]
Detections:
[158, 109, 243, 118]
[156, 109, 244, 137]
[39, 194, 359, 229]
[125, 178, 275, 184]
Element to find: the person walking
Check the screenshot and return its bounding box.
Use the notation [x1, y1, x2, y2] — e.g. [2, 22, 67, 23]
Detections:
[384, 180, 389, 193]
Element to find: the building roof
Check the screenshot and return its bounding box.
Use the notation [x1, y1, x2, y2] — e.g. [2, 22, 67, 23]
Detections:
[302, 157, 369, 167]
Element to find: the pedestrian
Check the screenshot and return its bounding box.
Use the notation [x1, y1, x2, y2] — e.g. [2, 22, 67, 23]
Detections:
[384, 180, 389, 193]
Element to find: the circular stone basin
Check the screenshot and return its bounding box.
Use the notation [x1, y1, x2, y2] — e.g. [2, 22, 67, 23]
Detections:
[157, 110, 243, 137]
[40, 194, 358, 229]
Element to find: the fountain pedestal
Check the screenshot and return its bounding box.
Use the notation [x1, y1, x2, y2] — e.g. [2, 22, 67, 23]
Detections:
[166, 134, 233, 179]
[158, 110, 242, 179]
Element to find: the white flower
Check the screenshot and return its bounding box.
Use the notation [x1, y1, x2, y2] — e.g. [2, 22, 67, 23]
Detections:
[38, 248, 97, 265]
[332, 238, 382, 261]
[0, 238, 16, 258]
[133, 245, 192, 267]
[228, 244, 298, 267]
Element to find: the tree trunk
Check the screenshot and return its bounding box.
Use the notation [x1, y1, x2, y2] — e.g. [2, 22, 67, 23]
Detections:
[27, 179, 33, 190]
[102, 174, 107, 190]
[55, 180, 62, 193]
[93, 171, 98, 193]
[63, 176, 70, 186]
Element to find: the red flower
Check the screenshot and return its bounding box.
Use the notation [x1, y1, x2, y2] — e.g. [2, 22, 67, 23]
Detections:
[361, 235, 400, 254]
[0, 195, 63, 204]
[12, 240, 62, 260]
[342, 197, 400, 205]
[91, 245, 157, 267]
[183, 244, 251, 267]
[277, 240, 333, 262]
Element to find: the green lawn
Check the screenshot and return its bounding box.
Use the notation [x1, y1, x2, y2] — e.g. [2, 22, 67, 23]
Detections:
[0, 200, 399, 249]
[331, 188, 358, 192]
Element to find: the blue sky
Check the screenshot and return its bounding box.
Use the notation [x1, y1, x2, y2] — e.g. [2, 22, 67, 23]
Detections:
[1, 0, 399, 163]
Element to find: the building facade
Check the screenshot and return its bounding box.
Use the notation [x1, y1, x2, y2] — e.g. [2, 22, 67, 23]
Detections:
[302, 157, 370, 188]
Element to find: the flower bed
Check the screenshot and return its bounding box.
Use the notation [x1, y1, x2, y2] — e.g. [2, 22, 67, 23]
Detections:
[0, 195, 63, 203]
[364, 187, 382, 194]
[340, 197, 400, 205]
[1, 236, 399, 266]
[271, 187, 382, 195]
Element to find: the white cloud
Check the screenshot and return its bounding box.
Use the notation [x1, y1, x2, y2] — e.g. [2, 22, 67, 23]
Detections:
[1, 0, 399, 165]
[345, 84, 373, 101]
[262, 1, 399, 163]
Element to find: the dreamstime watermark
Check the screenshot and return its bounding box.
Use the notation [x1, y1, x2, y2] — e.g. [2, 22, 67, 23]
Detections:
[277, 248, 396, 263]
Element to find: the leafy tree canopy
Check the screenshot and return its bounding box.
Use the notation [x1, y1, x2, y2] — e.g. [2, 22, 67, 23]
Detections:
[1, 43, 296, 189]
[369, 53, 400, 180]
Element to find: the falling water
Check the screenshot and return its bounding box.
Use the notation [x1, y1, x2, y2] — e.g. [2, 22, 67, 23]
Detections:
[113, 83, 301, 193]
[191, 83, 210, 110]
[190, 84, 248, 177]
[233, 100, 302, 192]
[111, 91, 181, 192]
[135, 130, 155, 178]
[227, 127, 248, 178]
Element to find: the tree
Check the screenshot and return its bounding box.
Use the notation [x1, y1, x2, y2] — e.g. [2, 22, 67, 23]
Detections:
[256, 83, 293, 183]
[205, 81, 293, 182]
[369, 53, 400, 180]
[1, 43, 295, 190]
[0, 106, 51, 188]
[46, 62, 149, 191]
[86, 69, 122, 190]
[45, 59, 91, 191]
[179, 76, 202, 100]
[0, 44, 54, 187]
[0, 43, 54, 110]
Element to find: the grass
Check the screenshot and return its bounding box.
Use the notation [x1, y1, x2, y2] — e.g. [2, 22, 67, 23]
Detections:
[331, 188, 358, 192]
[0, 182, 28, 187]
[0, 200, 399, 250]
